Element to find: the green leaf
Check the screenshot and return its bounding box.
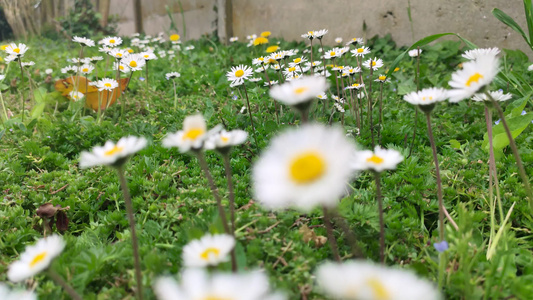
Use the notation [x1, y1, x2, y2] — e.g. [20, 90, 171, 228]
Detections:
[524, 0, 533, 47]
[492, 8, 531, 47]
[449, 139, 461, 149]
[397, 78, 416, 95]
[31, 103, 46, 119]
[33, 87, 48, 104]
[0, 129, 4, 140]
[508, 93, 531, 117]
[483, 113, 533, 151]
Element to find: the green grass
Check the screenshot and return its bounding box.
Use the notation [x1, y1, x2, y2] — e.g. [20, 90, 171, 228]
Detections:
[1, 33, 533, 299]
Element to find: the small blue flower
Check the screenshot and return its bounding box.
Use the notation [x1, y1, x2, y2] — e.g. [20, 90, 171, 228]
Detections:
[393, 88, 397, 92]
[495, 119, 501, 125]
[139, 77, 145, 81]
[498, 89, 503, 92]
[521, 110, 527, 116]
[232, 95, 238, 100]
[433, 240, 449, 253]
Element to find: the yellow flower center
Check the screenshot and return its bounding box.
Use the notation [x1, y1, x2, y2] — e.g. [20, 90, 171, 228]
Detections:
[429, 96, 433, 100]
[119, 65, 125, 70]
[200, 247, 220, 260]
[288, 67, 296, 72]
[30, 251, 48, 267]
[104, 83, 112, 88]
[466, 72, 483, 87]
[203, 296, 233, 300]
[367, 154, 384, 164]
[13, 48, 20, 53]
[105, 145, 123, 156]
[130, 61, 138, 67]
[378, 75, 386, 81]
[372, 61, 376, 66]
[289, 152, 326, 184]
[127, 49, 134, 53]
[116, 53, 122, 57]
[294, 87, 309, 94]
[266, 45, 279, 53]
[82, 68, 89, 72]
[308, 31, 314, 35]
[221, 136, 230, 143]
[357, 48, 364, 53]
[366, 278, 390, 300]
[170, 34, 180, 41]
[109, 39, 115, 44]
[294, 58, 301, 63]
[235, 69, 244, 77]
[183, 128, 205, 140]
[329, 51, 336, 56]
[268, 58, 277, 64]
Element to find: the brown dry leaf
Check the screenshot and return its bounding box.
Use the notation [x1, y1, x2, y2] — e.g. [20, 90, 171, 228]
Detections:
[299, 224, 327, 247]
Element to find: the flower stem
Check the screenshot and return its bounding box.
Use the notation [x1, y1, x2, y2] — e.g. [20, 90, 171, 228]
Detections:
[309, 39, 314, 76]
[0, 90, 8, 121]
[425, 112, 445, 241]
[374, 171, 386, 264]
[196, 152, 231, 235]
[484, 104, 503, 224]
[116, 167, 144, 300]
[486, 92, 533, 212]
[47, 269, 83, 300]
[18, 59, 24, 122]
[368, 60, 375, 148]
[241, 83, 259, 153]
[378, 82, 384, 145]
[222, 154, 238, 272]
[330, 211, 364, 258]
[322, 206, 341, 262]
[173, 79, 178, 110]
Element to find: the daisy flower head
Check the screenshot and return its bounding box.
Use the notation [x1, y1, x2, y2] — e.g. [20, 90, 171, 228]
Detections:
[316, 92, 328, 100]
[4, 55, 17, 63]
[154, 269, 284, 300]
[346, 82, 365, 90]
[108, 48, 128, 59]
[351, 46, 371, 57]
[528, 64, 533, 71]
[229, 36, 239, 43]
[162, 114, 220, 153]
[205, 129, 248, 153]
[5, 43, 28, 57]
[374, 74, 390, 83]
[61, 65, 78, 75]
[269, 76, 328, 109]
[21, 61, 35, 68]
[314, 29, 328, 39]
[95, 78, 119, 91]
[69, 90, 85, 101]
[122, 54, 146, 71]
[462, 47, 500, 60]
[334, 103, 345, 113]
[226, 64, 253, 87]
[352, 146, 404, 172]
[362, 57, 384, 71]
[79, 64, 94, 74]
[291, 56, 307, 65]
[335, 37, 343, 44]
[447, 54, 499, 102]
[403, 87, 448, 113]
[316, 261, 441, 300]
[7, 235, 65, 282]
[324, 47, 343, 60]
[79, 136, 147, 168]
[253, 36, 269, 46]
[255, 65, 269, 73]
[98, 46, 112, 53]
[45, 68, 53, 75]
[252, 57, 266, 65]
[113, 62, 131, 73]
[346, 37, 364, 46]
[0, 284, 36, 300]
[102, 36, 123, 47]
[264, 80, 279, 86]
[408, 48, 423, 57]
[0, 74, 5, 81]
[472, 90, 512, 102]
[302, 30, 316, 40]
[72, 36, 95, 47]
[166, 72, 181, 80]
[249, 77, 262, 82]
[182, 234, 235, 267]
[252, 124, 357, 211]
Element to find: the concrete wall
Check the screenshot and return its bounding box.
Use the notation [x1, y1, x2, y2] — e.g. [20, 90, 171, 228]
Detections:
[110, 0, 217, 39]
[111, 0, 533, 56]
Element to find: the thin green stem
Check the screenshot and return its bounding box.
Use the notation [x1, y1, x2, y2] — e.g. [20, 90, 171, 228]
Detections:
[378, 82, 384, 145]
[484, 104, 503, 224]
[486, 92, 533, 212]
[322, 206, 341, 262]
[309, 39, 314, 75]
[425, 112, 445, 241]
[173, 79, 178, 110]
[374, 171, 385, 264]
[241, 83, 259, 153]
[368, 61, 375, 148]
[0, 90, 8, 121]
[47, 269, 83, 300]
[223, 154, 238, 272]
[18, 59, 24, 122]
[117, 167, 144, 300]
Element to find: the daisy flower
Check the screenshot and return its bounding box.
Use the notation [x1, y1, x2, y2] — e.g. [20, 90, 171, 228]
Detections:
[291, 56, 307, 65]
[166, 72, 181, 80]
[182, 234, 235, 267]
[462, 47, 500, 60]
[229, 36, 239, 42]
[269, 76, 328, 107]
[374, 74, 390, 83]
[154, 269, 284, 300]
[352, 146, 404, 172]
[7, 235, 65, 282]
[334, 103, 345, 113]
[323, 47, 343, 59]
[108, 48, 128, 59]
[252, 124, 356, 211]
[0, 283, 37, 300]
[5, 43, 28, 57]
[528, 64, 533, 71]
[252, 57, 266, 65]
[4, 55, 17, 63]
[226, 65, 253, 86]
[72, 36, 95, 47]
[113, 62, 131, 73]
[403, 87, 448, 112]
[249, 77, 262, 82]
[205, 129, 248, 152]
[447, 54, 499, 102]
[408, 48, 423, 57]
[79, 64, 95, 74]
[45, 68, 53, 75]
[362, 57, 384, 71]
[314, 29, 328, 39]
[282, 66, 300, 78]
[316, 92, 328, 100]
[346, 83, 365, 90]
[316, 261, 441, 300]
[90, 56, 104, 62]
[346, 37, 364, 46]
[21, 61, 35, 67]
[101, 36, 123, 47]
[0, 75, 5, 81]
[162, 114, 219, 152]
[301, 30, 315, 39]
[351, 46, 371, 57]
[61, 65, 78, 75]
[264, 80, 279, 86]
[94, 78, 119, 91]
[69, 90, 85, 101]
[79, 136, 147, 168]
[472, 90, 512, 102]
[335, 37, 343, 44]
[122, 54, 146, 71]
